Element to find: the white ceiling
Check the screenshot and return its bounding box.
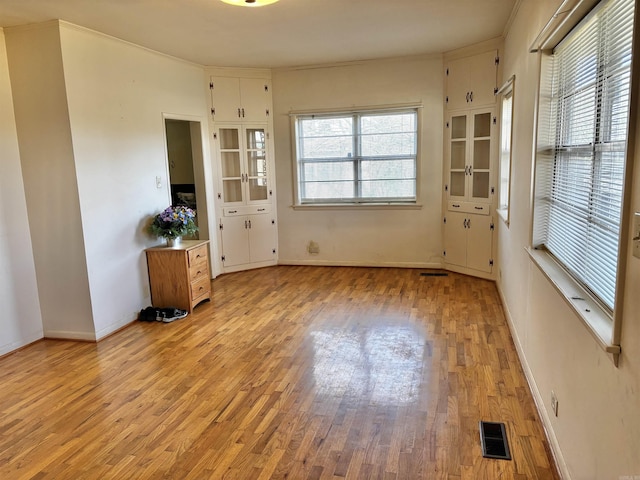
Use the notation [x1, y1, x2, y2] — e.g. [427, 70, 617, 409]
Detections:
[0, 0, 517, 68]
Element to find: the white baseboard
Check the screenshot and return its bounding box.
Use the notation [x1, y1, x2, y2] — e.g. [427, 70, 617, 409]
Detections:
[495, 282, 570, 480]
[277, 259, 443, 269]
[0, 330, 44, 357]
[43, 330, 96, 342]
[95, 318, 137, 341]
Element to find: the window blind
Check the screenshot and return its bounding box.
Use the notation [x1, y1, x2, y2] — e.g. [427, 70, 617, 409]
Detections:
[535, 0, 634, 310]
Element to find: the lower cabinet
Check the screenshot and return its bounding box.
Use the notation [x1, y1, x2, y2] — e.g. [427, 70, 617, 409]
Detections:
[444, 211, 493, 273]
[145, 240, 211, 313]
[219, 206, 276, 270]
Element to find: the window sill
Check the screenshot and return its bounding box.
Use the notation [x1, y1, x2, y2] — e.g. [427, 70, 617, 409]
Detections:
[292, 203, 423, 211]
[497, 208, 509, 226]
[526, 247, 620, 362]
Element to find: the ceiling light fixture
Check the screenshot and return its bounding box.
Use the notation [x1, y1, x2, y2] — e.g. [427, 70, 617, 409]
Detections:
[220, 0, 279, 6]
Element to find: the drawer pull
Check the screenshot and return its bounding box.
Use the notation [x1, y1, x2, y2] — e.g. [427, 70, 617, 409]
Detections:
[258, 208, 265, 212]
[452, 204, 461, 208]
[229, 210, 237, 214]
[475, 206, 484, 210]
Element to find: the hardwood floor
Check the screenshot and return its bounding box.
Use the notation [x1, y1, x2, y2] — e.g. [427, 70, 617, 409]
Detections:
[0, 266, 558, 479]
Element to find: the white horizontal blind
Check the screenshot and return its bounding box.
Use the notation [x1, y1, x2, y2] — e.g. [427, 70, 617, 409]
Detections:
[296, 110, 418, 203]
[539, 0, 634, 309]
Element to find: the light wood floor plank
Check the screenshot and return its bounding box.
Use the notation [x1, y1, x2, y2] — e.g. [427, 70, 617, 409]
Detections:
[0, 266, 558, 479]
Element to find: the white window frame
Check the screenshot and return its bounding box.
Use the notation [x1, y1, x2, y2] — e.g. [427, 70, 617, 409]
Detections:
[497, 76, 515, 226]
[291, 107, 420, 206]
[529, 0, 637, 365]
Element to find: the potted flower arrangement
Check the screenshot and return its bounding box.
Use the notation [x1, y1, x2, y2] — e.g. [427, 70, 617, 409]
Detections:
[148, 205, 198, 246]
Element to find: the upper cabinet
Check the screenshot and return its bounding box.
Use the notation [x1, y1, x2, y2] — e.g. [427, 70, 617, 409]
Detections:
[216, 125, 271, 206]
[445, 50, 498, 110]
[446, 109, 495, 208]
[209, 76, 271, 123]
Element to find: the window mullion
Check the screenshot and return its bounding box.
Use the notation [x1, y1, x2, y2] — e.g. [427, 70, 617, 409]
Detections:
[353, 114, 361, 199]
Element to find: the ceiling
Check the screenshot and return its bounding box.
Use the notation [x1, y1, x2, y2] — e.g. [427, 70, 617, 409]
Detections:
[0, 0, 518, 68]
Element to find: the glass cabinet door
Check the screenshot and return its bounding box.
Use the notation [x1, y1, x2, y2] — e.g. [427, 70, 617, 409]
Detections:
[219, 128, 243, 203]
[471, 112, 491, 200]
[245, 128, 268, 202]
[449, 115, 467, 198]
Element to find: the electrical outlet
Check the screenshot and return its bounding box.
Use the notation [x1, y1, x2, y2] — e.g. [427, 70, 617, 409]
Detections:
[308, 241, 320, 254]
[551, 391, 559, 417]
[156, 176, 162, 189]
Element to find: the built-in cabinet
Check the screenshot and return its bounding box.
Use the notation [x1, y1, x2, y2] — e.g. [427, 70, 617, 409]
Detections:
[208, 72, 277, 274]
[220, 206, 276, 268]
[446, 109, 495, 211]
[445, 50, 498, 110]
[443, 49, 499, 277]
[217, 125, 271, 205]
[444, 211, 494, 273]
[209, 76, 271, 123]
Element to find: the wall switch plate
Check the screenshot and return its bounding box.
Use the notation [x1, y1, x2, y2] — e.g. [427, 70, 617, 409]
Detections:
[633, 212, 640, 259]
[156, 176, 162, 189]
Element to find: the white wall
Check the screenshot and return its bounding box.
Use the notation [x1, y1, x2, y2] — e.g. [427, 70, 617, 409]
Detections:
[5, 22, 95, 340]
[0, 29, 43, 355]
[499, 1, 640, 478]
[272, 56, 444, 268]
[5, 21, 214, 342]
[58, 22, 213, 339]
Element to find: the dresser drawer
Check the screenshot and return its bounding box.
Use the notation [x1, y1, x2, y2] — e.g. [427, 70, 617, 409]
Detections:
[191, 275, 211, 301]
[188, 244, 208, 268]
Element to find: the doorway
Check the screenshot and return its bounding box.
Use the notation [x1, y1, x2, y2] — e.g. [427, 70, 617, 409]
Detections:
[164, 117, 209, 242]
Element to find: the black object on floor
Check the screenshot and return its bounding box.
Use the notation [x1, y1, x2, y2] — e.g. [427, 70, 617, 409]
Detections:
[138, 306, 188, 323]
[479, 421, 512, 460]
[420, 272, 449, 277]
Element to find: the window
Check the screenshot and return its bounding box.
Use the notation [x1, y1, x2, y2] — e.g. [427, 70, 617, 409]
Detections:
[293, 109, 418, 204]
[497, 77, 514, 224]
[532, 0, 634, 311]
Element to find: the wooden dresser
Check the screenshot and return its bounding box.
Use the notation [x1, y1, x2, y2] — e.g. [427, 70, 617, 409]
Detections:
[145, 239, 211, 313]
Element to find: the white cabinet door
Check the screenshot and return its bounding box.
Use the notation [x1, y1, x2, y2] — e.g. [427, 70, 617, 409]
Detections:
[444, 212, 467, 268]
[444, 212, 493, 273]
[210, 77, 270, 123]
[220, 213, 276, 268]
[446, 50, 497, 110]
[248, 214, 276, 263]
[220, 215, 251, 267]
[216, 125, 270, 207]
[466, 215, 493, 273]
[446, 109, 495, 205]
[239, 78, 270, 123]
[210, 77, 241, 123]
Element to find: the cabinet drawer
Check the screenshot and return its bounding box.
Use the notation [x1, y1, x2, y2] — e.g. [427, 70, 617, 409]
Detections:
[191, 275, 211, 300]
[223, 204, 271, 216]
[188, 244, 208, 267]
[448, 201, 490, 215]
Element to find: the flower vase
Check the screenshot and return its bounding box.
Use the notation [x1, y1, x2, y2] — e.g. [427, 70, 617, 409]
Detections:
[166, 237, 182, 248]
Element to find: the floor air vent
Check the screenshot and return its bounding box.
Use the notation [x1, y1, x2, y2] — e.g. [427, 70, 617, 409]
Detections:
[420, 272, 448, 277]
[479, 421, 511, 460]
